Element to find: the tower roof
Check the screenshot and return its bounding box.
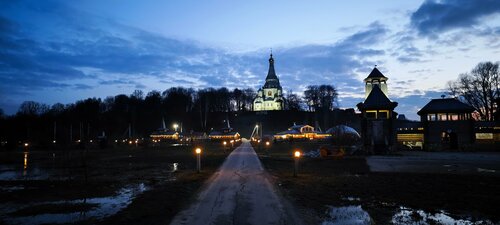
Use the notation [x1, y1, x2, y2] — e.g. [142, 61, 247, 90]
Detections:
[263, 54, 281, 88]
[364, 67, 387, 81]
[357, 85, 397, 110]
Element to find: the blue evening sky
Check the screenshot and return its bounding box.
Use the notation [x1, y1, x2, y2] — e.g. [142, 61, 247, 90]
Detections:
[0, 0, 499, 119]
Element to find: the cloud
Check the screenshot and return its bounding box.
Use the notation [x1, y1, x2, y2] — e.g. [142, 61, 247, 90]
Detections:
[411, 0, 500, 36]
[0, 1, 417, 117]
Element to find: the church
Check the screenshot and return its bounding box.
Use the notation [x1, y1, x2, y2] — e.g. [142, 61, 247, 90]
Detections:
[253, 54, 284, 111]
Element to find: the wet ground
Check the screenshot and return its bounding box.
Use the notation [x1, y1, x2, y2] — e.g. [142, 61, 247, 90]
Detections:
[256, 142, 500, 224]
[367, 151, 500, 175]
[0, 142, 233, 225]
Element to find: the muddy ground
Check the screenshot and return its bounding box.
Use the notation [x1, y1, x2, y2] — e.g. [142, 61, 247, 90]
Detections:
[255, 141, 500, 224]
[0, 141, 238, 225]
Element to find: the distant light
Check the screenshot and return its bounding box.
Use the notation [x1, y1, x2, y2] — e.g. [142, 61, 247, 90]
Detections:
[266, 141, 270, 146]
[129, 141, 132, 144]
[256, 125, 259, 128]
[223, 141, 227, 145]
[230, 140, 234, 143]
[195, 148, 202, 154]
[294, 151, 301, 158]
[90, 140, 93, 143]
[115, 140, 118, 143]
[53, 140, 56, 144]
[24, 143, 29, 147]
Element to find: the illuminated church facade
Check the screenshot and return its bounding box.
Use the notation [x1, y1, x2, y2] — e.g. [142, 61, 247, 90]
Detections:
[253, 54, 284, 111]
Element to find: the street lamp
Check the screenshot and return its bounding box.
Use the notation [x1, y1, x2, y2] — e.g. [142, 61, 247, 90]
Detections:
[195, 147, 202, 173]
[173, 123, 179, 132]
[294, 150, 301, 177]
[223, 141, 227, 153]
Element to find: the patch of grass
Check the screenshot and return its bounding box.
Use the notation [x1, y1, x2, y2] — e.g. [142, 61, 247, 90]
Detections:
[259, 143, 500, 224]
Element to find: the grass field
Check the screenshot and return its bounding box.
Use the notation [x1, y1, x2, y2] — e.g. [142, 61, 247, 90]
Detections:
[0, 140, 238, 225]
[255, 141, 500, 224]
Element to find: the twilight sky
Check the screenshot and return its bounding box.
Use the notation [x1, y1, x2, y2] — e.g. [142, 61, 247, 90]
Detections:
[0, 0, 499, 119]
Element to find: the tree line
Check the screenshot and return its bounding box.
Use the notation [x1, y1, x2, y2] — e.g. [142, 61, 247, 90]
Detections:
[448, 61, 500, 121]
[0, 85, 338, 148]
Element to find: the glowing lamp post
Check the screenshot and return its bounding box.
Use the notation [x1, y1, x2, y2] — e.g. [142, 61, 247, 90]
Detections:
[195, 147, 202, 173]
[294, 150, 301, 177]
[173, 123, 179, 132]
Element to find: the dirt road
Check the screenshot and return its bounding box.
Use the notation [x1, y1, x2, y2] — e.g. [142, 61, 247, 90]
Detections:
[170, 140, 302, 225]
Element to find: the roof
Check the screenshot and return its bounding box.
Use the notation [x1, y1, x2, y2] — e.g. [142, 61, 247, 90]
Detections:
[208, 131, 240, 136]
[288, 124, 313, 130]
[326, 125, 361, 138]
[417, 98, 475, 115]
[364, 67, 387, 81]
[357, 85, 397, 110]
[276, 130, 301, 135]
[151, 130, 178, 135]
[263, 54, 282, 88]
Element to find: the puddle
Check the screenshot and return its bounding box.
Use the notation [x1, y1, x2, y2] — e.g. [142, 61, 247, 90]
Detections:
[477, 168, 496, 173]
[2, 183, 148, 225]
[322, 205, 371, 225]
[392, 206, 494, 225]
[0, 185, 25, 192]
[323, 205, 494, 225]
[0, 166, 50, 181]
[342, 196, 361, 202]
[170, 163, 179, 172]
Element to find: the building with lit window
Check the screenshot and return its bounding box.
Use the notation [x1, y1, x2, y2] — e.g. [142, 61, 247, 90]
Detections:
[273, 124, 331, 141]
[253, 54, 284, 111]
[357, 66, 398, 153]
[417, 98, 475, 150]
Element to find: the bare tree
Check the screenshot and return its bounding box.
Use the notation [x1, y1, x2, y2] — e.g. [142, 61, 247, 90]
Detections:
[285, 90, 302, 111]
[304, 85, 338, 111]
[18, 101, 49, 116]
[448, 62, 499, 121]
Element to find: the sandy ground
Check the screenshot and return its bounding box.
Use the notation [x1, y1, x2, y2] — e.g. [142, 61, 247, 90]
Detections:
[367, 151, 500, 175]
[170, 141, 303, 225]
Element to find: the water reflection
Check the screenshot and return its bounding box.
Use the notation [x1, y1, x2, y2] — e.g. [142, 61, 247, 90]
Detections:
[392, 206, 494, 225]
[23, 152, 28, 176]
[322, 205, 371, 225]
[322, 205, 495, 225]
[4, 183, 148, 225]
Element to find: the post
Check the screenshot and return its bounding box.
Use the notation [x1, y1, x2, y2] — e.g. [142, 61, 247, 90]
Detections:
[294, 150, 301, 177]
[195, 148, 202, 173]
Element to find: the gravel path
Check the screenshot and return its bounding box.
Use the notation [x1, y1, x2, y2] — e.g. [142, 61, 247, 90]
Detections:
[170, 140, 302, 225]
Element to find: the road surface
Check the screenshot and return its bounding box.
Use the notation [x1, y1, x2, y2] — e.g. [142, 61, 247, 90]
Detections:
[170, 140, 302, 225]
